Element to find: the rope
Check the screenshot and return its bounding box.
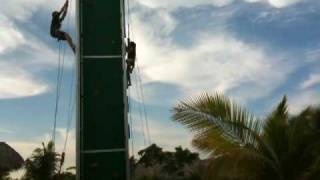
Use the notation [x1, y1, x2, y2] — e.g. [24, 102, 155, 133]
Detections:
[136, 61, 151, 144]
[62, 64, 76, 154]
[58, 0, 75, 172]
[126, 0, 131, 39]
[126, 0, 151, 146]
[128, 89, 135, 157]
[51, 0, 73, 172]
[52, 42, 61, 143]
[132, 71, 147, 147]
[62, 0, 74, 154]
[52, 43, 60, 143]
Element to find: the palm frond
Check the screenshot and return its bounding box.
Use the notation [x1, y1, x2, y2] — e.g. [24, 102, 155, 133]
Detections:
[262, 96, 289, 164]
[192, 129, 237, 155]
[172, 93, 262, 152]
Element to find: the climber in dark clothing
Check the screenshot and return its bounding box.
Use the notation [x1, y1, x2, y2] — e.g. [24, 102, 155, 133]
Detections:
[50, 0, 75, 53]
[126, 40, 136, 87]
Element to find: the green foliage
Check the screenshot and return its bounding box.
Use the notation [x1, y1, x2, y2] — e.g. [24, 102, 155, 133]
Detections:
[21, 141, 75, 180]
[133, 144, 200, 179]
[137, 144, 165, 167]
[22, 141, 59, 180]
[172, 92, 320, 180]
[172, 93, 262, 155]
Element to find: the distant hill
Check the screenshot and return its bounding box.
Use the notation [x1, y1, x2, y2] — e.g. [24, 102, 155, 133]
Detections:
[0, 142, 24, 175]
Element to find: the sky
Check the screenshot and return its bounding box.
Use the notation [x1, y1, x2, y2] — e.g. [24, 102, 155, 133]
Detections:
[0, 0, 320, 174]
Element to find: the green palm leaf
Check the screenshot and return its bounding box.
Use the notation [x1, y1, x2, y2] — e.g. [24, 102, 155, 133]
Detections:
[172, 93, 261, 154]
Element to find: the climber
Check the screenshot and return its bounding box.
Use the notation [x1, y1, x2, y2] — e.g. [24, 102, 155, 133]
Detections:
[126, 40, 136, 86]
[50, 0, 76, 53]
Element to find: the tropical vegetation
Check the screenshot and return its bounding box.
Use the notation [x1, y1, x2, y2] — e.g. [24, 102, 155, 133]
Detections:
[172, 93, 320, 180]
[1, 93, 319, 180]
[22, 141, 75, 180]
[132, 144, 201, 180]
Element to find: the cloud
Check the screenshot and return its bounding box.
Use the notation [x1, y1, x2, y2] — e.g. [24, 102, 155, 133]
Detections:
[131, 118, 194, 156]
[0, 0, 76, 99]
[0, 62, 48, 99]
[245, 0, 304, 8]
[7, 128, 76, 177]
[0, 128, 13, 134]
[0, 0, 76, 56]
[0, 0, 68, 21]
[131, 7, 292, 103]
[0, 15, 25, 53]
[289, 90, 319, 114]
[136, 0, 304, 10]
[137, 0, 234, 9]
[266, 0, 304, 8]
[55, 128, 76, 169]
[300, 73, 320, 90]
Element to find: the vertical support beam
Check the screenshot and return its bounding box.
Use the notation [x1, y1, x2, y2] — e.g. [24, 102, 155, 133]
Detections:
[76, 0, 129, 179]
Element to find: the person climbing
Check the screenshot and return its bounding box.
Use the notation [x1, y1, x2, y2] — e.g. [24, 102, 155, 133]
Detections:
[126, 40, 136, 87]
[50, 0, 76, 53]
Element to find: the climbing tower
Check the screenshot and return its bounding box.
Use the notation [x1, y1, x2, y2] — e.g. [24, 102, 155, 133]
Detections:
[77, 0, 129, 179]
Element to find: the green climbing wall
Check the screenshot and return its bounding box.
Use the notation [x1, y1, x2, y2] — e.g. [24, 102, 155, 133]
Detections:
[78, 0, 128, 179]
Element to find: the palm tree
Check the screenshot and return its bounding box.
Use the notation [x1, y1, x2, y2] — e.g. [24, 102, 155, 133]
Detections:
[22, 141, 59, 180]
[172, 93, 320, 180]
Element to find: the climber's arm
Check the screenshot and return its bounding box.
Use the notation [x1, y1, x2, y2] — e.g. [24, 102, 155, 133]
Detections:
[59, 0, 69, 21]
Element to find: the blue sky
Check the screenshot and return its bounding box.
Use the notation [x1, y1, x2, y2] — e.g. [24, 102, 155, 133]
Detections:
[0, 0, 320, 171]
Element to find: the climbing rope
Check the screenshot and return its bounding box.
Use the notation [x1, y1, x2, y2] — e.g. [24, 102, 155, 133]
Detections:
[136, 60, 151, 144]
[128, 89, 135, 157]
[132, 71, 147, 147]
[52, 41, 66, 144]
[61, 0, 74, 153]
[125, 0, 152, 148]
[50, 0, 75, 172]
[59, 0, 75, 171]
[132, 62, 151, 146]
[126, 0, 131, 39]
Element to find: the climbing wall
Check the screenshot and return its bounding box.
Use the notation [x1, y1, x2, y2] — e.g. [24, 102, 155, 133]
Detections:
[77, 0, 128, 179]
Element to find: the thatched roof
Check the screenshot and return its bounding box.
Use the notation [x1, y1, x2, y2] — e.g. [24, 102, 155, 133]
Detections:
[0, 142, 24, 172]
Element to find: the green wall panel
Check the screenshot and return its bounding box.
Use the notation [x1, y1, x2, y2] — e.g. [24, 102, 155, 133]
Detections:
[82, 60, 125, 149]
[82, 152, 126, 180]
[82, 60, 123, 106]
[79, 0, 128, 179]
[82, 1, 122, 55]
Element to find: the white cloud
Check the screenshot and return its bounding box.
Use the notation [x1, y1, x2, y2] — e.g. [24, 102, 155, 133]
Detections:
[289, 90, 319, 114]
[131, 9, 292, 103]
[300, 73, 320, 90]
[8, 141, 40, 161]
[131, 118, 194, 156]
[55, 128, 76, 169]
[136, 0, 304, 9]
[0, 62, 48, 99]
[8, 128, 76, 178]
[0, 0, 76, 99]
[137, 0, 234, 9]
[0, 15, 25, 53]
[267, 0, 303, 8]
[0, 0, 70, 21]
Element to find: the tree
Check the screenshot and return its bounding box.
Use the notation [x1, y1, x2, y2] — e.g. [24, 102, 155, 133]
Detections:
[134, 144, 200, 180]
[22, 141, 59, 180]
[137, 144, 166, 167]
[172, 93, 320, 180]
